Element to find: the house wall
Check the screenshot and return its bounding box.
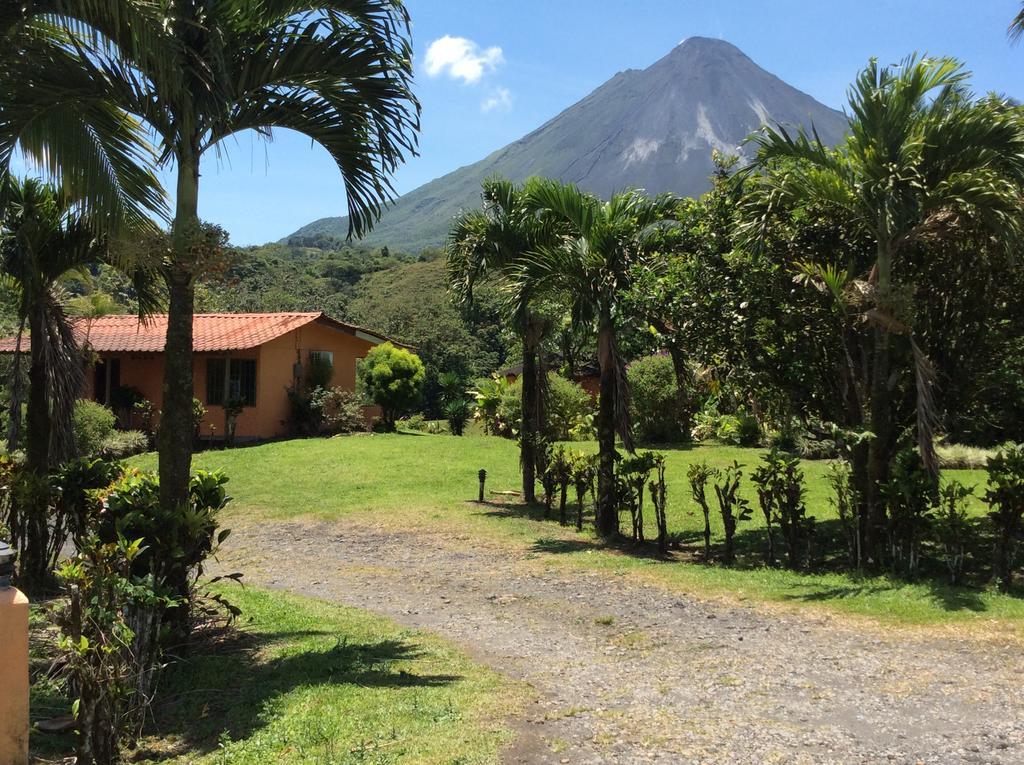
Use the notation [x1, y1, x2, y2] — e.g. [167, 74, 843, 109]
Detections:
[88, 320, 381, 441]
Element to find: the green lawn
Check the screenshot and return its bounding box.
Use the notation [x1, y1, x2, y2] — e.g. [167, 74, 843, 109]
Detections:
[31, 586, 521, 764]
[131, 434, 1022, 628]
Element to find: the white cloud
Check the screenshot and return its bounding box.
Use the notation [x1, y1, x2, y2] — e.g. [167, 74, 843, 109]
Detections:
[424, 35, 503, 84]
[481, 87, 512, 113]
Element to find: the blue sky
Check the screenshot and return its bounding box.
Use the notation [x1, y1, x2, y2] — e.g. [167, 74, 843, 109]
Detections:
[19, 1, 1024, 244]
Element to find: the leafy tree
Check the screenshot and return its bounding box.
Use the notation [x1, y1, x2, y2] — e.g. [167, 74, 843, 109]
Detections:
[517, 179, 679, 536]
[349, 258, 507, 416]
[1, 1, 419, 520]
[359, 342, 425, 431]
[743, 56, 1024, 558]
[0, 178, 156, 590]
[628, 353, 689, 443]
[448, 177, 562, 503]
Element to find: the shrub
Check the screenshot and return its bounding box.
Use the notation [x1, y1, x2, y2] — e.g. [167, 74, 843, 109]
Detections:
[826, 460, 860, 568]
[933, 481, 975, 586]
[628, 354, 688, 443]
[315, 388, 366, 434]
[882, 449, 935, 577]
[646, 454, 669, 554]
[546, 373, 593, 441]
[687, 461, 715, 562]
[443, 397, 473, 436]
[545, 446, 572, 525]
[358, 342, 426, 431]
[54, 537, 169, 765]
[402, 413, 428, 432]
[713, 461, 751, 565]
[936, 442, 995, 470]
[73, 400, 116, 457]
[96, 468, 233, 641]
[751, 448, 814, 570]
[100, 430, 149, 459]
[567, 451, 597, 531]
[619, 452, 657, 542]
[470, 374, 512, 435]
[985, 443, 1024, 591]
[692, 398, 760, 446]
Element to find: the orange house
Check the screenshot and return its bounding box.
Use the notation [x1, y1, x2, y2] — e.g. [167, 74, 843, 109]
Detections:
[0, 312, 400, 441]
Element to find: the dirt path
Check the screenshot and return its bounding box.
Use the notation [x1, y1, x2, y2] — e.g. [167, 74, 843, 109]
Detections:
[218, 519, 1024, 765]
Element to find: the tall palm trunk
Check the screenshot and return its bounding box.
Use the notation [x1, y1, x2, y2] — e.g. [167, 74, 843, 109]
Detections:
[595, 312, 619, 537]
[520, 319, 540, 503]
[20, 297, 52, 591]
[158, 146, 198, 519]
[864, 243, 894, 562]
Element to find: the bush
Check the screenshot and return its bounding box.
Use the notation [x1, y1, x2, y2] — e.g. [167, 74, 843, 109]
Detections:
[443, 397, 473, 436]
[713, 461, 751, 565]
[692, 398, 760, 446]
[882, 449, 936, 577]
[402, 413, 428, 432]
[95, 468, 233, 641]
[751, 448, 814, 569]
[100, 430, 150, 459]
[985, 443, 1024, 591]
[470, 374, 512, 435]
[546, 373, 593, 441]
[494, 372, 593, 441]
[933, 481, 974, 586]
[358, 343, 426, 431]
[628, 354, 688, 443]
[54, 537, 168, 765]
[73, 400, 116, 457]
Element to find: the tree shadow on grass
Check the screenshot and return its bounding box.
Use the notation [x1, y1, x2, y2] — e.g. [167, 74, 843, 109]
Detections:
[136, 627, 460, 760]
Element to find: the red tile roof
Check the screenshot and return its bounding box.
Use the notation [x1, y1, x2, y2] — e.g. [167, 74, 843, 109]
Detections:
[0, 312, 399, 353]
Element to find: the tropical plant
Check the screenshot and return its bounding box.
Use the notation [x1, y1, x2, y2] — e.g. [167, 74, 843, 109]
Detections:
[0, 178, 155, 590]
[1, 0, 419, 525]
[546, 445, 572, 525]
[72, 400, 117, 458]
[932, 480, 975, 586]
[627, 353, 688, 443]
[448, 177, 561, 501]
[713, 461, 751, 565]
[826, 460, 861, 569]
[687, 461, 715, 562]
[743, 55, 1024, 561]
[649, 453, 669, 555]
[567, 451, 597, 532]
[984, 443, 1024, 591]
[470, 373, 512, 435]
[619, 451, 656, 542]
[881, 449, 936, 577]
[517, 178, 679, 536]
[358, 342, 425, 431]
[54, 537, 169, 765]
[751, 447, 814, 569]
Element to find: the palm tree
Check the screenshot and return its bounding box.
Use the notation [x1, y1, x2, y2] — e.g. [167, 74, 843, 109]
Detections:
[518, 179, 679, 537]
[1010, 3, 1024, 41]
[743, 55, 1024, 555]
[1, 2, 420, 516]
[448, 177, 559, 503]
[0, 177, 157, 589]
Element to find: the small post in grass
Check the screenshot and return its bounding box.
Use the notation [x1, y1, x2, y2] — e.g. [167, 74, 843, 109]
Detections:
[478, 469, 487, 502]
[0, 541, 29, 765]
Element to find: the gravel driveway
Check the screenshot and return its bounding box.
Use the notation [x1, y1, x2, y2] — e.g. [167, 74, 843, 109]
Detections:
[216, 518, 1024, 765]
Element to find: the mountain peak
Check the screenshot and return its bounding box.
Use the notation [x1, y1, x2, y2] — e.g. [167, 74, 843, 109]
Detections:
[285, 40, 848, 251]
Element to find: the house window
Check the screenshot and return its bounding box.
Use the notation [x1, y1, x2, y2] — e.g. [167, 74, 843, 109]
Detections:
[309, 350, 333, 366]
[206, 358, 257, 407]
[93, 358, 121, 405]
